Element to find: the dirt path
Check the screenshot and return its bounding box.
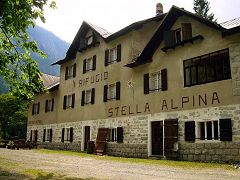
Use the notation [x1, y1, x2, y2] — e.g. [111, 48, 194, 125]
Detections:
[0, 148, 239, 180]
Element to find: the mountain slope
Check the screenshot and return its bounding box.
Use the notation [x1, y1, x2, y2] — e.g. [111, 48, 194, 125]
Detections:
[28, 25, 70, 76]
[0, 25, 70, 93]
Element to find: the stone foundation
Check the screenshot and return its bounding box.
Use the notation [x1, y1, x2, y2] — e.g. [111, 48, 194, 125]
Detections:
[28, 104, 240, 163]
[179, 141, 240, 163]
[106, 143, 148, 158]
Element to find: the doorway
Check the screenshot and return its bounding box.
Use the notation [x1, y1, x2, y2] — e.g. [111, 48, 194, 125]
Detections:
[150, 119, 178, 158]
[84, 126, 90, 151]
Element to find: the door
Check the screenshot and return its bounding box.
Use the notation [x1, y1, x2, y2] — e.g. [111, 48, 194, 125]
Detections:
[151, 121, 163, 155]
[151, 119, 179, 158]
[84, 126, 90, 151]
[164, 119, 178, 159]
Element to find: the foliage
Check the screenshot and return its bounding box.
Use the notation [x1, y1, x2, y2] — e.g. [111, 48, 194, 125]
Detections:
[193, 0, 216, 21]
[0, 0, 56, 100]
[0, 94, 28, 139]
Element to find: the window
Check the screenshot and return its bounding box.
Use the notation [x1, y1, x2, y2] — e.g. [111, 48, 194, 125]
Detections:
[184, 49, 231, 87]
[185, 118, 232, 142]
[86, 35, 93, 45]
[197, 121, 219, 140]
[83, 55, 96, 74]
[32, 102, 40, 115]
[105, 44, 121, 66]
[107, 127, 123, 143]
[45, 98, 54, 112]
[81, 88, 95, 106]
[149, 72, 161, 92]
[164, 23, 192, 47]
[144, 69, 167, 94]
[61, 127, 73, 143]
[43, 128, 53, 142]
[103, 82, 120, 102]
[63, 94, 75, 109]
[65, 63, 76, 80]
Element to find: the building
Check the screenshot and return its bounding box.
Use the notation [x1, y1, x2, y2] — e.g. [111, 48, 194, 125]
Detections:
[27, 5, 240, 162]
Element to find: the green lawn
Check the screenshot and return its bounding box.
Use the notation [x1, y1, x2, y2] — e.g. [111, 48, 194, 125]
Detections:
[35, 149, 235, 170]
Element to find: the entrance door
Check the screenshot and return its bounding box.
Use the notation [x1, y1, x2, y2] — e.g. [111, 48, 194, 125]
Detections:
[151, 119, 178, 158]
[164, 119, 178, 159]
[84, 126, 90, 151]
[151, 121, 163, 155]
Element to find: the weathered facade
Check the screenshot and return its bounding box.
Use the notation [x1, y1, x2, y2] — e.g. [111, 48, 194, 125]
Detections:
[28, 5, 240, 162]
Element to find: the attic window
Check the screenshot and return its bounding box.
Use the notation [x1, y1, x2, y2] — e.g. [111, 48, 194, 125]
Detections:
[87, 35, 93, 45]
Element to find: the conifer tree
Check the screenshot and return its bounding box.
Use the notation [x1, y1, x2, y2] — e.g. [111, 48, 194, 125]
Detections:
[193, 0, 216, 21]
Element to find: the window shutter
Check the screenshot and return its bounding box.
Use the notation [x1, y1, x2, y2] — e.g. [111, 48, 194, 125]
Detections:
[105, 50, 109, 66]
[83, 59, 86, 74]
[73, 63, 76, 78]
[91, 88, 95, 104]
[116, 81, 121, 100]
[92, 55, 96, 71]
[61, 128, 65, 142]
[185, 121, 195, 141]
[117, 127, 123, 143]
[37, 102, 40, 114]
[45, 100, 48, 112]
[220, 119, 232, 141]
[163, 30, 176, 47]
[144, 73, 149, 94]
[81, 91, 85, 106]
[43, 129, 46, 142]
[117, 44, 121, 62]
[51, 98, 54, 112]
[103, 85, 108, 102]
[182, 23, 192, 41]
[70, 127, 74, 143]
[71, 94, 75, 108]
[161, 68, 168, 91]
[49, 129, 53, 142]
[32, 104, 34, 115]
[65, 67, 68, 80]
[63, 96, 67, 109]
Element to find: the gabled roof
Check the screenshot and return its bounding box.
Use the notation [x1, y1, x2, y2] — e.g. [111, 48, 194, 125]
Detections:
[52, 13, 166, 65]
[41, 73, 60, 91]
[125, 6, 240, 68]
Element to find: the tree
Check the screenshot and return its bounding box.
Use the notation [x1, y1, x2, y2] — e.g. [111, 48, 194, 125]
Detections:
[0, 0, 56, 100]
[193, 0, 216, 21]
[0, 94, 27, 139]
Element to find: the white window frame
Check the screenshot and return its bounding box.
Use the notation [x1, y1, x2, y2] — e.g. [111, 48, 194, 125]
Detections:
[149, 71, 161, 92]
[66, 95, 72, 108]
[46, 99, 53, 112]
[109, 47, 117, 64]
[46, 129, 51, 141]
[85, 89, 92, 104]
[107, 128, 117, 142]
[108, 83, 116, 100]
[33, 103, 39, 115]
[196, 120, 220, 141]
[65, 127, 70, 142]
[86, 35, 93, 45]
[86, 57, 93, 72]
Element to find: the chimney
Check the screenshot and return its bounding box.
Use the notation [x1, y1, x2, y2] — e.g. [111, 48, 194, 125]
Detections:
[156, 3, 163, 16]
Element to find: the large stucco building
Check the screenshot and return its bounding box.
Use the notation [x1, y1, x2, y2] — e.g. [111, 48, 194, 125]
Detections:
[27, 5, 240, 162]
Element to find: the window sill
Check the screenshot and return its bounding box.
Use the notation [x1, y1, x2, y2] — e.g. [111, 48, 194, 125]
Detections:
[195, 140, 220, 143]
[161, 35, 204, 52]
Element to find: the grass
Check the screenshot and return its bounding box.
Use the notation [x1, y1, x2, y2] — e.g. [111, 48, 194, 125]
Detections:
[35, 149, 234, 170]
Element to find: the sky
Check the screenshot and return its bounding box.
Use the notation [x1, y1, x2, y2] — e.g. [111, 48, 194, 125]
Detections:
[36, 0, 240, 43]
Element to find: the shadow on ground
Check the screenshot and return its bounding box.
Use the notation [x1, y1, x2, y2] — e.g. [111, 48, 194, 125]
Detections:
[0, 167, 97, 180]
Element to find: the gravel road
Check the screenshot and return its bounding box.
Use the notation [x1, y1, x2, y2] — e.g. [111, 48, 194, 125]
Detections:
[0, 148, 239, 180]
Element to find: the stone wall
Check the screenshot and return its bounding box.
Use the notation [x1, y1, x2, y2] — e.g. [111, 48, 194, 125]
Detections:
[179, 142, 240, 163]
[106, 143, 148, 158]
